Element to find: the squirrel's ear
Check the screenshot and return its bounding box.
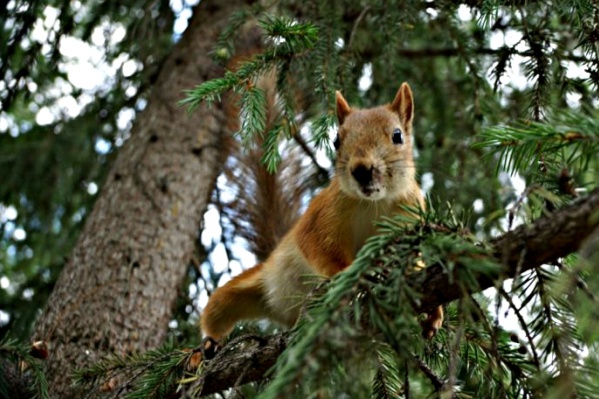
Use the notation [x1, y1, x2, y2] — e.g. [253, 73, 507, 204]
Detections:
[390, 82, 414, 126]
[336, 91, 351, 125]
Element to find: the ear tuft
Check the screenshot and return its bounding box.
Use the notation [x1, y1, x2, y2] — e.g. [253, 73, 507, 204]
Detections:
[336, 91, 351, 126]
[390, 82, 414, 126]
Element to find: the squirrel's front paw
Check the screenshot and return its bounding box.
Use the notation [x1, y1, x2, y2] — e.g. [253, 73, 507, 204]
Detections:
[184, 338, 221, 371]
[202, 336, 222, 360]
[421, 306, 444, 339]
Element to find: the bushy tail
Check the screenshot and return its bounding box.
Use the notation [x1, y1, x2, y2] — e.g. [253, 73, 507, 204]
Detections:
[202, 32, 321, 339]
[220, 70, 315, 261]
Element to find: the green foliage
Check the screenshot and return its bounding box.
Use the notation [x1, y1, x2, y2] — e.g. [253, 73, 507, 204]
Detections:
[180, 17, 318, 109]
[257, 206, 503, 398]
[212, 7, 258, 61]
[253, 200, 598, 397]
[239, 86, 268, 149]
[180, 16, 319, 172]
[478, 112, 599, 185]
[311, 113, 337, 160]
[371, 344, 404, 398]
[0, 337, 49, 399]
[73, 340, 191, 399]
[3, 0, 599, 397]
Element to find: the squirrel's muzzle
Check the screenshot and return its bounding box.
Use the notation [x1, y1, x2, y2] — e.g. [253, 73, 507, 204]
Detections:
[351, 164, 374, 187]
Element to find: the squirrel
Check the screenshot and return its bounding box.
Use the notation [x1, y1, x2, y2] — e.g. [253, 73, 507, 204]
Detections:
[200, 82, 444, 350]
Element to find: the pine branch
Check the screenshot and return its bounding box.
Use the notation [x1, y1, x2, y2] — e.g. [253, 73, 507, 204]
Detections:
[182, 334, 289, 397]
[371, 344, 403, 399]
[477, 112, 599, 178]
[414, 356, 446, 392]
[0, 338, 49, 399]
[377, 47, 598, 64]
[498, 287, 541, 369]
[185, 188, 599, 397]
[180, 17, 318, 110]
[418, 187, 599, 313]
[73, 342, 188, 399]
[291, 131, 330, 184]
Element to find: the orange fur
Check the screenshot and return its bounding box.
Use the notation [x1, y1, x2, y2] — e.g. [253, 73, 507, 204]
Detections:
[201, 265, 268, 340]
[201, 82, 443, 342]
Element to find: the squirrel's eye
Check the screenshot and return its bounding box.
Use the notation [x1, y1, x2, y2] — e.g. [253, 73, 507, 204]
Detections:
[392, 128, 404, 144]
[333, 135, 340, 150]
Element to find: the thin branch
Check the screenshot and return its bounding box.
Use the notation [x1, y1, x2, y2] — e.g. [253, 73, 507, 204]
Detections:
[447, 299, 464, 396]
[348, 5, 371, 49]
[404, 359, 410, 399]
[292, 131, 330, 183]
[413, 355, 446, 391]
[184, 334, 289, 398]
[417, 187, 599, 313]
[394, 47, 597, 64]
[187, 187, 599, 397]
[498, 287, 541, 368]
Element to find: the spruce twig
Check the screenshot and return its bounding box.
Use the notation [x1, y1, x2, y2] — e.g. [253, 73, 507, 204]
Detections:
[498, 286, 541, 368]
[414, 355, 446, 392]
[0, 337, 49, 399]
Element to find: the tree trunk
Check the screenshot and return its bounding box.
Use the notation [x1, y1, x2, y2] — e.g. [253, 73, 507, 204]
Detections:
[32, 1, 246, 397]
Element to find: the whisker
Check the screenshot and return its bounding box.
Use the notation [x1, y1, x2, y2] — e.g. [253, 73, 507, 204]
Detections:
[384, 155, 409, 162]
[388, 165, 418, 171]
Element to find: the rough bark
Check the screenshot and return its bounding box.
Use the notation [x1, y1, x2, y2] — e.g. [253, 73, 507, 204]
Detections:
[31, 1, 249, 397]
[188, 188, 599, 397]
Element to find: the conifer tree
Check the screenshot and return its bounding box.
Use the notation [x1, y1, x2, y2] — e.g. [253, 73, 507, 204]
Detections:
[1, 0, 599, 398]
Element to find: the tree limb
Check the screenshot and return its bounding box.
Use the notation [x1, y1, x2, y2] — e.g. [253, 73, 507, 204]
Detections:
[184, 334, 289, 397]
[416, 187, 599, 313]
[391, 47, 597, 65]
[190, 187, 599, 397]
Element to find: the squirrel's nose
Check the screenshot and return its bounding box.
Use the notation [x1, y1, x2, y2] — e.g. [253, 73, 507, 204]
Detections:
[351, 164, 373, 187]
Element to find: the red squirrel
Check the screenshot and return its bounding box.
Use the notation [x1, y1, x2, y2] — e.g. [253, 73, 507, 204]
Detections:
[200, 82, 443, 347]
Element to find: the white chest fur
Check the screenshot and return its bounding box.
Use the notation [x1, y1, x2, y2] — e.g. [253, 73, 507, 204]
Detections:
[261, 200, 398, 326]
[261, 235, 320, 326]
